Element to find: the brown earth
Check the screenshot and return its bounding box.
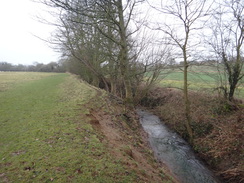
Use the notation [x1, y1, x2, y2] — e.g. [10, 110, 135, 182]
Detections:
[140, 87, 244, 183]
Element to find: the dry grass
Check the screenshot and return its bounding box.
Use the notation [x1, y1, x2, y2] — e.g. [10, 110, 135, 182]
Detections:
[140, 87, 244, 183]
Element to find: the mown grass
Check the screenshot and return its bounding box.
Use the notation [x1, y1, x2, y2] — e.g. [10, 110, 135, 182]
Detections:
[0, 73, 136, 182]
[158, 66, 244, 99]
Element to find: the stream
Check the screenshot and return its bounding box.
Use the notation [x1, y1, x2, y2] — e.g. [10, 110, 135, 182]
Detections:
[137, 109, 219, 183]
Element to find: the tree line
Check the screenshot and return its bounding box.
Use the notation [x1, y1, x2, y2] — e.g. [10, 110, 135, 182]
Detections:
[38, 0, 243, 99]
[40, 0, 171, 104]
[0, 62, 65, 72]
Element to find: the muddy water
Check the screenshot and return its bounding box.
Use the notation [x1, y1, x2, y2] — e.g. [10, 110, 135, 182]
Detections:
[137, 109, 219, 183]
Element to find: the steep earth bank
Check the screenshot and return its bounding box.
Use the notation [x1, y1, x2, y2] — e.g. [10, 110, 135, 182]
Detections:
[80, 82, 178, 182]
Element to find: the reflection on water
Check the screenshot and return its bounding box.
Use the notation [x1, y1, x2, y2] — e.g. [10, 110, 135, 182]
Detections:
[137, 109, 219, 183]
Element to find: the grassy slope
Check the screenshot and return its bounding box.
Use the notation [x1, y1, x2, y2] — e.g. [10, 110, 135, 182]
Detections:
[0, 73, 136, 182]
[0, 72, 176, 183]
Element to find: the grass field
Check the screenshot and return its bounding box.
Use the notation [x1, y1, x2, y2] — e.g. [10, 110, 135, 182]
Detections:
[0, 72, 136, 182]
[158, 65, 244, 99]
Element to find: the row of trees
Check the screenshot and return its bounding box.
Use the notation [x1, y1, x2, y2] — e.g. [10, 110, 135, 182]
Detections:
[40, 0, 170, 103]
[0, 62, 65, 72]
[38, 0, 243, 142]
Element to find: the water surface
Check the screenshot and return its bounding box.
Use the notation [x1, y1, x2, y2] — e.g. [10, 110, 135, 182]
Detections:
[137, 109, 219, 183]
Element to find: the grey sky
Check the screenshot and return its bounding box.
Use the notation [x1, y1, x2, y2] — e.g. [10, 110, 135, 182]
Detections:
[0, 0, 59, 65]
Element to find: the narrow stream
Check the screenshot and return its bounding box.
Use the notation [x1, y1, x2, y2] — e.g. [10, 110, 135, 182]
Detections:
[137, 109, 219, 183]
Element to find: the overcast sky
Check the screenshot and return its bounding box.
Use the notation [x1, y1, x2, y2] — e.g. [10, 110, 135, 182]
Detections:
[0, 0, 59, 65]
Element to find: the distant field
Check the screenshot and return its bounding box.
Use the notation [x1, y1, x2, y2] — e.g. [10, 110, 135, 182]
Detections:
[0, 72, 57, 92]
[158, 65, 244, 99]
[0, 72, 136, 182]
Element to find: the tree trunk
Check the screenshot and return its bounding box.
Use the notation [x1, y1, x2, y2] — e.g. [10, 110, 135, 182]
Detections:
[183, 47, 193, 144]
[110, 81, 117, 95]
[228, 84, 235, 101]
[117, 0, 133, 101]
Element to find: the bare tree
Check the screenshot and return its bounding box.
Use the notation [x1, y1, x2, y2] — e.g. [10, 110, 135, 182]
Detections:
[206, 0, 244, 101]
[148, 0, 212, 143]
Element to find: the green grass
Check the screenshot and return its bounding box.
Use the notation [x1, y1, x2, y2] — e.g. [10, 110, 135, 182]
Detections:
[0, 73, 136, 182]
[0, 72, 57, 92]
[158, 66, 244, 99]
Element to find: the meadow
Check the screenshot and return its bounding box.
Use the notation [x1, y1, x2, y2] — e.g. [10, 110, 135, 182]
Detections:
[0, 72, 137, 182]
[158, 65, 244, 99]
